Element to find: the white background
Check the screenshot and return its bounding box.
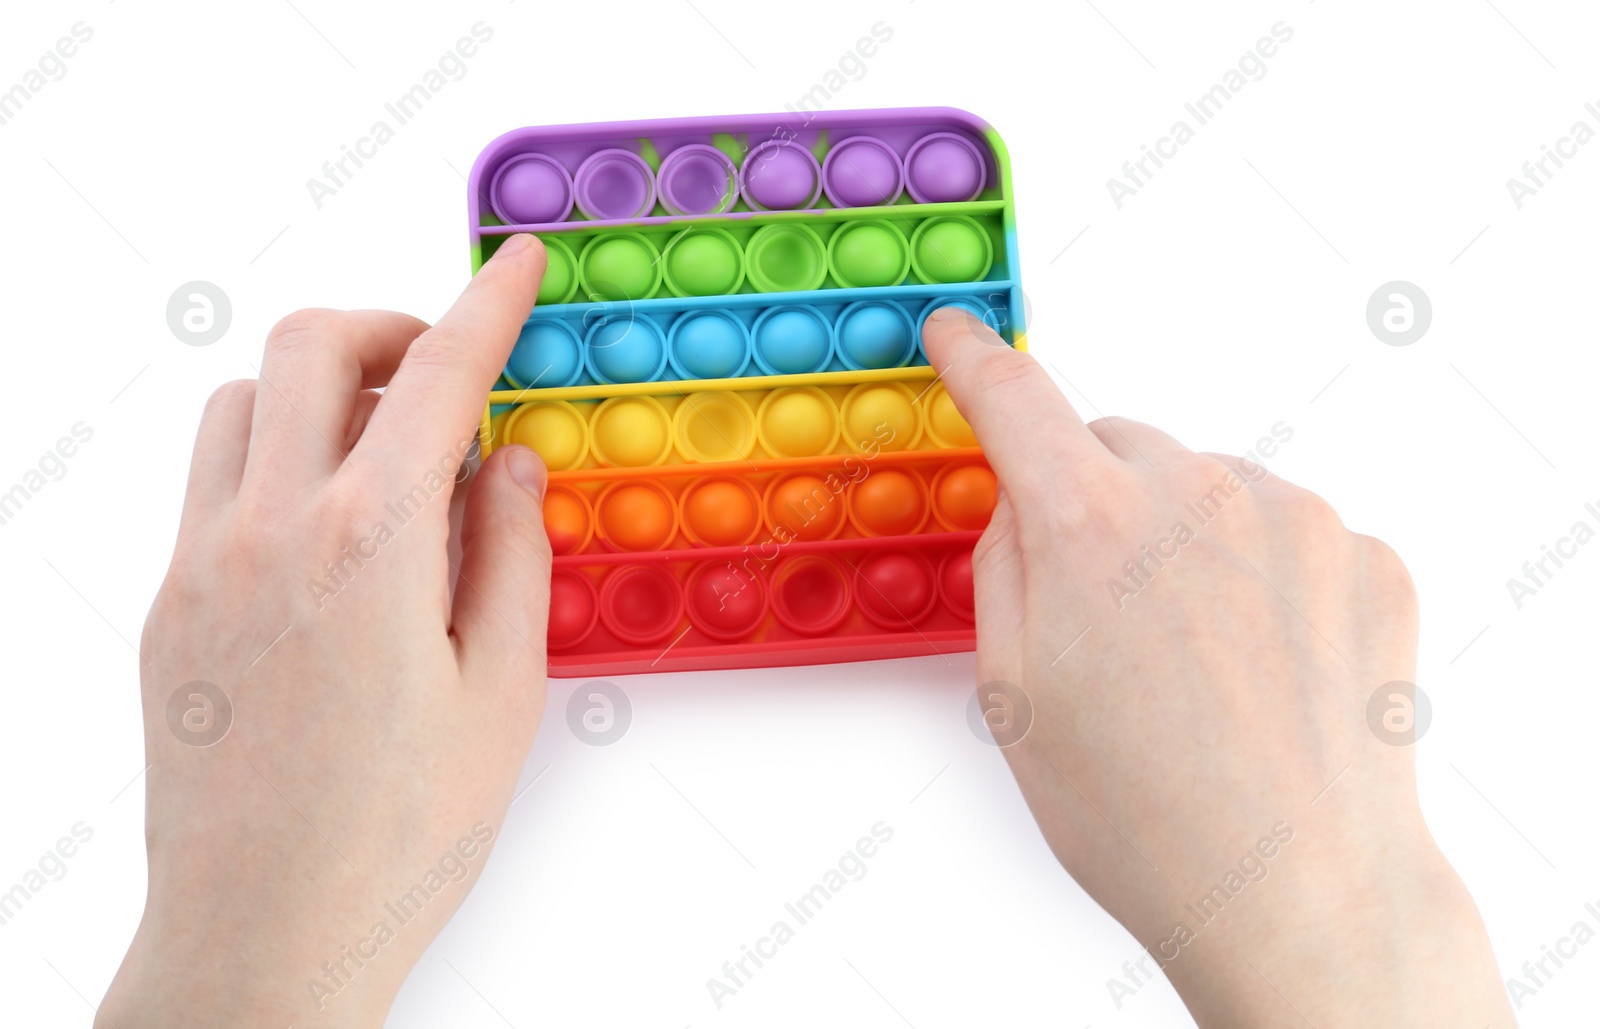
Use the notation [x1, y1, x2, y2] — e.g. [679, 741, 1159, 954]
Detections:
[1, 0, 1596, 1025]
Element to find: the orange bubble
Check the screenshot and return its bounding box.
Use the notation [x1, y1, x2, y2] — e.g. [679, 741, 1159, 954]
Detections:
[765, 474, 845, 542]
[681, 478, 760, 546]
[849, 469, 929, 536]
[543, 487, 594, 556]
[597, 482, 677, 551]
[933, 464, 997, 530]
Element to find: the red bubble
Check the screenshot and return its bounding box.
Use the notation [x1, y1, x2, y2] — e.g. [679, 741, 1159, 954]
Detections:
[770, 556, 852, 635]
[548, 570, 599, 649]
[855, 551, 936, 629]
[938, 549, 976, 622]
[599, 565, 684, 645]
[686, 563, 767, 641]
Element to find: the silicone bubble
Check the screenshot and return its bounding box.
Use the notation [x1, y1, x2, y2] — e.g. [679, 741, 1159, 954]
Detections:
[504, 402, 590, 471]
[597, 481, 678, 551]
[573, 148, 656, 220]
[579, 233, 662, 302]
[489, 153, 574, 225]
[847, 468, 929, 537]
[507, 319, 584, 389]
[855, 551, 938, 629]
[673, 391, 757, 464]
[932, 463, 999, 531]
[745, 224, 828, 293]
[923, 383, 978, 448]
[827, 221, 910, 289]
[756, 387, 840, 458]
[938, 549, 977, 622]
[536, 236, 579, 306]
[835, 301, 916, 370]
[822, 136, 904, 208]
[770, 556, 852, 636]
[599, 565, 684, 646]
[764, 474, 845, 542]
[910, 217, 994, 285]
[658, 144, 739, 215]
[904, 132, 987, 204]
[680, 477, 761, 547]
[686, 562, 767, 642]
[750, 307, 833, 376]
[662, 227, 745, 297]
[590, 396, 672, 467]
[543, 486, 594, 556]
[741, 140, 822, 211]
[667, 311, 751, 380]
[840, 382, 922, 452]
[585, 314, 667, 385]
[548, 569, 599, 650]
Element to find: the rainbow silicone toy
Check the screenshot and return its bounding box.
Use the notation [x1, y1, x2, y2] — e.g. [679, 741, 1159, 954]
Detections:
[469, 108, 1024, 676]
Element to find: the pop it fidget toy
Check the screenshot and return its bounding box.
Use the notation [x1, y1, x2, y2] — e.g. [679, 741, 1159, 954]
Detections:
[469, 108, 1025, 676]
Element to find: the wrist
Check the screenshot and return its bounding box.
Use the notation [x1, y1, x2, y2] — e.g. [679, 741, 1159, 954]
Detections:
[1153, 833, 1510, 1026]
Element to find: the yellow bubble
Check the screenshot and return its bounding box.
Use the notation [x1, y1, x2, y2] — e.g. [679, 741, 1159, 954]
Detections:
[673, 392, 757, 463]
[756, 388, 839, 457]
[504, 402, 589, 471]
[841, 383, 922, 452]
[925, 383, 977, 448]
[591, 396, 672, 467]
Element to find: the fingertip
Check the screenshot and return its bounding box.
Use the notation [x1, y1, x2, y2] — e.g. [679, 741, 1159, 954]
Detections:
[921, 306, 1008, 370]
[498, 444, 547, 501]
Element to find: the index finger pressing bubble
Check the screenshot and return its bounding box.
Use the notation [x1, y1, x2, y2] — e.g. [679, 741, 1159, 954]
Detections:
[353, 234, 547, 488]
[918, 308, 1109, 501]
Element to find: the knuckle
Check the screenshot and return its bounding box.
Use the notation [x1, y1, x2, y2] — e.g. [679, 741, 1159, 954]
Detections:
[1361, 534, 1417, 600]
[203, 379, 255, 417]
[266, 308, 337, 353]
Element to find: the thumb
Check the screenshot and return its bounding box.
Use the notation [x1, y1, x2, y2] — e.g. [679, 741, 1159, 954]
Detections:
[453, 444, 552, 675]
[919, 308, 1103, 496]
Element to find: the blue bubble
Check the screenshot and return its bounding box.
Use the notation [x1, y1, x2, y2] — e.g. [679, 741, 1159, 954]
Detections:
[837, 302, 915, 370]
[586, 314, 666, 384]
[669, 311, 751, 380]
[752, 307, 833, 375]
[507, 320, 583, 388]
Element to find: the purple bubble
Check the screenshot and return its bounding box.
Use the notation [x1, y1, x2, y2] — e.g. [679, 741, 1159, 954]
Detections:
[740, 140, 822, 211]
[905, 132, 987, 204]
[488, 153, 574, 226]
[822, 136, 904, 208]
[658, 144, 738, 215]
[574, 149, 656, 220]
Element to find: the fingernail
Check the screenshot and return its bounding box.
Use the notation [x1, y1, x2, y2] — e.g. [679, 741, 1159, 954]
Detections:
[928, 306, 967, 322]
[505, 446, 546, 500]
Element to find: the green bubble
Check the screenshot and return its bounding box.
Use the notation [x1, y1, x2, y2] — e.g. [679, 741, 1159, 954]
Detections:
[537, 237, 578, 304]
[581, 233, 661, 301]
[829, 221, 908, 288]
[911, 217, 994, 284]
[664, 229, 744, 296]
[746, 225, 827, 293]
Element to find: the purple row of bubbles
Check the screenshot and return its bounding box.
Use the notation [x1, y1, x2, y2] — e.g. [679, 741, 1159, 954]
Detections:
[486, 131, 989, 226]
